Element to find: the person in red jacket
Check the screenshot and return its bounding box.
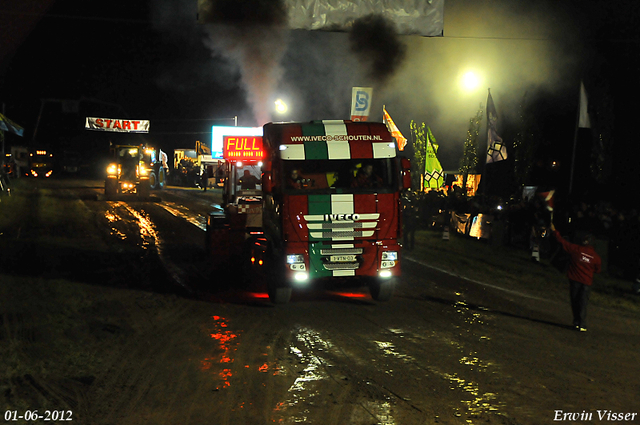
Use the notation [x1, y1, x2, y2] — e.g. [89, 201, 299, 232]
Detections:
[550, 221, 601, 332]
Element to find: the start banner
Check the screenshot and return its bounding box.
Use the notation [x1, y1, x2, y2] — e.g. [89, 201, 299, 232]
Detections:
[85, 117, 150, 133]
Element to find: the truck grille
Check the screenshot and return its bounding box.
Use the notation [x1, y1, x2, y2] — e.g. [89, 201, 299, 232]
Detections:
[319, 248, 363, 255]
[304, 212, 379, 241]
[323, 262, 359, 270]
[314, 230, 373, 238]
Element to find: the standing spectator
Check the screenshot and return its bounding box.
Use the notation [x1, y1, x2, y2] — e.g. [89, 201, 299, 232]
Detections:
[201, 166, 209, 191]
[216, 165, 225, 187]
[550, 221, 602, 332]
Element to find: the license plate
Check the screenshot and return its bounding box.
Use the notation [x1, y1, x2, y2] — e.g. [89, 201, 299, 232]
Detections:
[329, 255, 356, 262]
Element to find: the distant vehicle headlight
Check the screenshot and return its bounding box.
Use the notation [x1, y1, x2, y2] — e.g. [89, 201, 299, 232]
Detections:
[107, 163, 118, 176]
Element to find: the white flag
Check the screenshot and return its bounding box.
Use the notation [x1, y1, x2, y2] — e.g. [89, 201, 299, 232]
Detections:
[578, 81, 591, 129]
[350, 87, 373, 122]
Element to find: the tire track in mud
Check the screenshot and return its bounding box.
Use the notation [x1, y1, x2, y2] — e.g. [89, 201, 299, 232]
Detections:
[261, 317, 404, 425]
[76, 199, 216, 423]
[101, 201, 195, 294]
[352, 299, 512, 424]
[193, 313, 297, 425]
[268, 298, 510, 425]
[83, 297, 196, 424]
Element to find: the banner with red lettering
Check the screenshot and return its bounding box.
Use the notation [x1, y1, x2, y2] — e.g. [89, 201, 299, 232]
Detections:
[85, 117, 150, 133]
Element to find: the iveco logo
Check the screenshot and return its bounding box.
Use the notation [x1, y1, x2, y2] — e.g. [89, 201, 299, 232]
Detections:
[324, 214, 360, 221]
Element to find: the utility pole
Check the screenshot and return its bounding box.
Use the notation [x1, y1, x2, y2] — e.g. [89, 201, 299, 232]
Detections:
[1, 102, 5, 161]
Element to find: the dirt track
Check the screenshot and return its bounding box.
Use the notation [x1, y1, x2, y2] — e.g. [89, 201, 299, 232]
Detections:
[2, 179, 639, 425]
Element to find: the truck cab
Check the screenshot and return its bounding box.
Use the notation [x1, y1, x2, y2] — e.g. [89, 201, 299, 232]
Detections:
[260, 120, 411, 303]
[206, 120, 410, 304]
[28, 148, 55, 178]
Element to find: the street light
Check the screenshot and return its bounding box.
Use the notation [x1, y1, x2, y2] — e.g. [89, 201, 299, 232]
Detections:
[461, 71, 480, 92]
[274, 99, 288, 115]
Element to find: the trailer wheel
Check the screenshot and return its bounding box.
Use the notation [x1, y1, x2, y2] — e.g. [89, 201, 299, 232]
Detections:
[369, 277, 396, 301]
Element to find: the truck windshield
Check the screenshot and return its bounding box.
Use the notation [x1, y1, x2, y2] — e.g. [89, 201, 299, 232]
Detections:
[282, 159, 396, 193]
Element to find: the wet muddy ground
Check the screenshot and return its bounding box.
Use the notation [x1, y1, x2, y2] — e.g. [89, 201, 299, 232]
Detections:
[1, 178, 639, 424]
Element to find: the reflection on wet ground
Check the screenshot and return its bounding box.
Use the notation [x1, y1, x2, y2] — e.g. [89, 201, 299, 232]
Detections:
[121, 204, 160, 250]
[274, 327, 398, 425]
[374, 340, 416, 366]
[104, 209, 127, 240]
[105, 201, 188, 287]
[105, 202, 160, 249]
[202, 315, 240, 389]
[374, 321, 504, 423]
[277, 328, 332, 423]
[157, 202, 207, 231]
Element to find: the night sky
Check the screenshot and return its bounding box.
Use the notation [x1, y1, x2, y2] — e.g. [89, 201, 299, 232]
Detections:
[1, 0, 639, 206]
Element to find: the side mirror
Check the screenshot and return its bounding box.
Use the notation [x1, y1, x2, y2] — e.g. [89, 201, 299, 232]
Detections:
[401, 157, 411, 190]
[262, 161, 273, 193]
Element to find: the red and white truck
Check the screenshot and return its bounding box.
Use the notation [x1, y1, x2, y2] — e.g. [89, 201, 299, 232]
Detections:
[207, 120, 411, 304]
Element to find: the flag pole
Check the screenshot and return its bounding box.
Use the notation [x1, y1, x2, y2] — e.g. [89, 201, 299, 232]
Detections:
[481, 88, 490, 198]
[568, 83, 582, 196]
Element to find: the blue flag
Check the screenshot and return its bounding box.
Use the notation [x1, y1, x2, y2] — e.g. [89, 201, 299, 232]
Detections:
[0, 113, 24, 137]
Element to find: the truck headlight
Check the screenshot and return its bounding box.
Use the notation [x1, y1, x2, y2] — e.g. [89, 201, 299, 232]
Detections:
[381, 251, 398, 261]
[287, 254, 304, 264]
[381, 251, 397, 269]
[294, 272, 308, 282]
[287, 254, 306, 271]
[138, 166, 149, 176]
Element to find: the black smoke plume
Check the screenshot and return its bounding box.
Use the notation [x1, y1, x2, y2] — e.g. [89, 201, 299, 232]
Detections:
[348, 14, 407, 84]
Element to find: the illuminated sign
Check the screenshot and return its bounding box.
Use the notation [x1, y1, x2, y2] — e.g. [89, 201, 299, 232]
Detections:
[85, 117, 150, 133]
[212, 126, 262, 159]
[223, 136, 264, 161]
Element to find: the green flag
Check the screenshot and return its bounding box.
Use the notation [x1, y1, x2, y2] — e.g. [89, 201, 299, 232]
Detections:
[424, 126, 443, 190]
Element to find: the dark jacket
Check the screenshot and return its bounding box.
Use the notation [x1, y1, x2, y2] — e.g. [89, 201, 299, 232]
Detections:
[553, 230, 602, 285]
